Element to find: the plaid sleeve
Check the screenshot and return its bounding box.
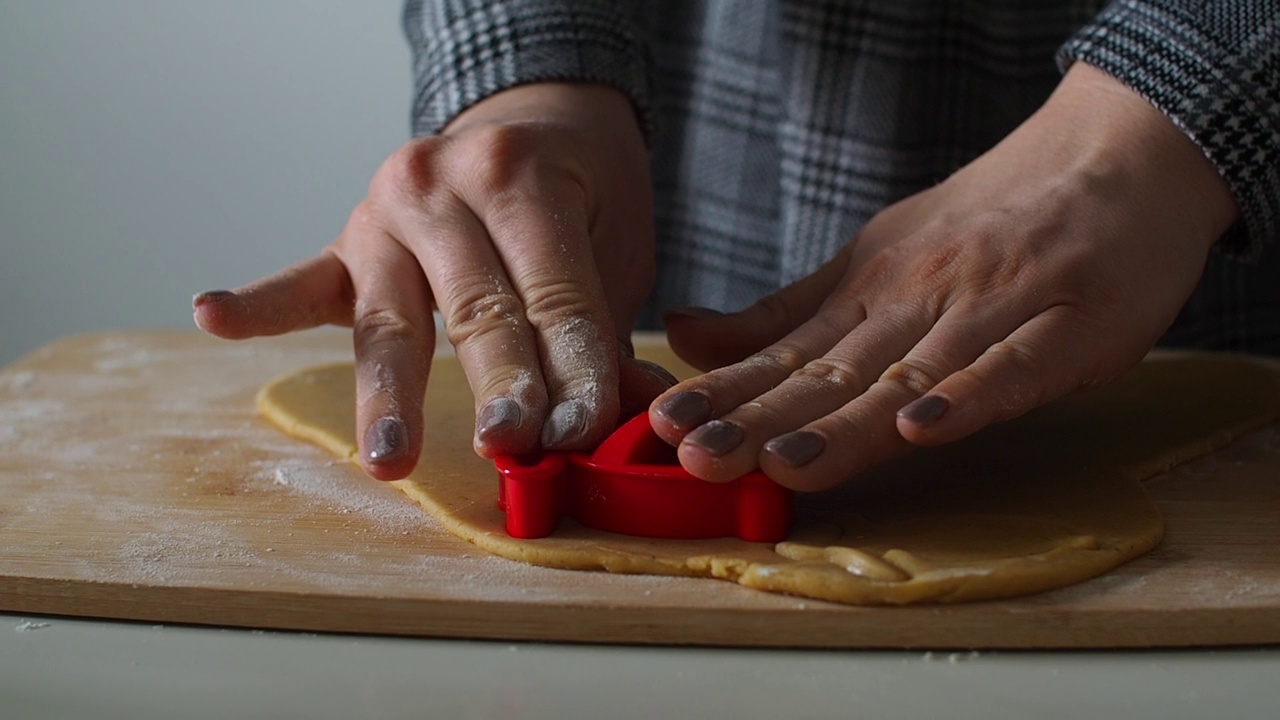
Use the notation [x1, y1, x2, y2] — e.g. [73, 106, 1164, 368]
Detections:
[402, 0, 653, 138]
[1057, 0, 1280, 257]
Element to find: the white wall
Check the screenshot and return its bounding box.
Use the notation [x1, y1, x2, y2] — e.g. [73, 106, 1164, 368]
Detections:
[0, 0, 410, 365]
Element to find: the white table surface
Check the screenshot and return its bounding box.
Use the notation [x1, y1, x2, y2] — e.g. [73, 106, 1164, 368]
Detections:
[3, 612, 1277, 720]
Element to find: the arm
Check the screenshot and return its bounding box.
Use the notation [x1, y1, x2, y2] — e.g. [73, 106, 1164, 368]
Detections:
[404, 0, 654, 137]
[1059, 0, 1280, 254]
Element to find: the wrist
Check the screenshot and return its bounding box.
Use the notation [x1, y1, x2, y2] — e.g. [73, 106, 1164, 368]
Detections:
[1026, 63, 1239, 252]
[443, 82, 644, 140]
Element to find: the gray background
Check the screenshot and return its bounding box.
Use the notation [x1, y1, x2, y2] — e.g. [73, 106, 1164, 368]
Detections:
[0, 0, 409, 366]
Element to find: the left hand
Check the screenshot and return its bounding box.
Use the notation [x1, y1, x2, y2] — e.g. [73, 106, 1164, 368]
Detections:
[649, 63, 1240, 491]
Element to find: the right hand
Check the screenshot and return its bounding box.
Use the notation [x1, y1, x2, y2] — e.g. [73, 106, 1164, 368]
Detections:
[193, 83, 672, 480]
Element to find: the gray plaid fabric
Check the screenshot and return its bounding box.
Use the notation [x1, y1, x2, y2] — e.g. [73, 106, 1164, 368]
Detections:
[403, 0, 1280, 353]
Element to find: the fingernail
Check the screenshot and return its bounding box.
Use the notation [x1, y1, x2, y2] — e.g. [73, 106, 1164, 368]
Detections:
[365, 416, 407, 463]
[653, 391, 712, 430]
[764, 431, 825, 468]
[662, 307, 724, 324]
[899, 395, 949, 426]
[541, 399, 587, 448]
[192, 290, 234, 308]
[635, 359, 679, 387]
[476, 397, 522, 442]
[684, 420, 744, 457]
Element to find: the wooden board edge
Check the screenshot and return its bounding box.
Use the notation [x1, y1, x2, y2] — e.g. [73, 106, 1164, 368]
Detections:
[5, 578, 1279, 650]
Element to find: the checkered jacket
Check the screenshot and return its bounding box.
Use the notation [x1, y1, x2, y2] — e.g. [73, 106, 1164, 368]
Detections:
[403, 1, 1280, 352]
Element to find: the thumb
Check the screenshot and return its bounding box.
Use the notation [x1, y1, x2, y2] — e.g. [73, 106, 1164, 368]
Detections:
[663, 250, 849, 370]
[617, 354, 680, 420]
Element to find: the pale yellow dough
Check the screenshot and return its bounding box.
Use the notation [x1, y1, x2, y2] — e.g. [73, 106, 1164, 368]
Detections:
[257, 349, 1280, 605]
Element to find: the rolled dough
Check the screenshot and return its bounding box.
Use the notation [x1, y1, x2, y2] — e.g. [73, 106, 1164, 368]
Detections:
[256, 349, 1280, 605]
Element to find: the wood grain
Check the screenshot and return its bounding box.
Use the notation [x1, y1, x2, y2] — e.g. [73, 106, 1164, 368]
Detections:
[1, 331, 1278, 648]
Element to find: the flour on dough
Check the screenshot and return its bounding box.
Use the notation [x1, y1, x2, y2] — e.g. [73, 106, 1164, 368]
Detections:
[256, 349, 1280, 605]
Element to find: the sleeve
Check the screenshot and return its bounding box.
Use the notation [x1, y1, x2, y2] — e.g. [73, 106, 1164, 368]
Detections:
[402, 0, 654, 138]
[1057, 0, 1280, 257]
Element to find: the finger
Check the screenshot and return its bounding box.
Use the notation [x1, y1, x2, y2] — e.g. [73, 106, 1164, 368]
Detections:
[396, 202, 549, 458]
[889, 298, 1042, 444]
[663, 246, 851, 370]
[649, 298, 867, 445]
[469, 184, 621, 452]
[192, 253, 354, 339]
[760, 377, 919, 491]
[896, 307, 1138, 447]
[344, 232, 436, 481]
[755, 301, 1030, 491]
[676, 308, 927, 483]
[617, 353, 679, 421]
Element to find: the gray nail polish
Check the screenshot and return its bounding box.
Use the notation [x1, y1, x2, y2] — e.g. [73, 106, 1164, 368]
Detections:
[193, 290, 234, 308]
[365, 416, 407, 463]
[685, 420, 745, 457]
[541, 399, 587, 448]
[899, 395, 949, 426]
[477, 397, 522, 442]
[765, 431, 825, 468]
[653, 391, 712, 430]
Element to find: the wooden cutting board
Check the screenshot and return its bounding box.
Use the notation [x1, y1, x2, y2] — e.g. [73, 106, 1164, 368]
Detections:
[1, 331, 1278, 649]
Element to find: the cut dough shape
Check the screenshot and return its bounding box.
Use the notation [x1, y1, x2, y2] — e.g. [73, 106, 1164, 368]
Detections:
[256, 349, 1280, 605]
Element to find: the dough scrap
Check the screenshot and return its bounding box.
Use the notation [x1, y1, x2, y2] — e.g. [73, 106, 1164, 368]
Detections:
[256, 350, 1280, 605]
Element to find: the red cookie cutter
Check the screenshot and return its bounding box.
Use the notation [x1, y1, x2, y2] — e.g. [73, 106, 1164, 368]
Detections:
[494, 413, 793, 542]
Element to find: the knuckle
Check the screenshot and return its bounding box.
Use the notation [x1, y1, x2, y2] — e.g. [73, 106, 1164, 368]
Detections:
[791, 356, 866, 392]
[457, 125, 589, 232]
[337, 199, 391, 248]
[918, 230, 1019, 301]
[458, 124, 542, 196]
[982, 339, 1048, 412]
[469, 123, 540, 158]
[984, 337, 1041, 374]
[376, 137, 448, 202]
[911, 238, 968, 286]
[444, 289, 526, 347]
[745, 345, 809, 378]
[878, 359, 943, 397]
[521, 280, 602, 330]
[355, 306, 421, 349]
[348, 202, 375, 229]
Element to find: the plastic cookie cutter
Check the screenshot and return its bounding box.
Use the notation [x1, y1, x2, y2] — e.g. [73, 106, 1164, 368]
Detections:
[494, 413, 794, 541]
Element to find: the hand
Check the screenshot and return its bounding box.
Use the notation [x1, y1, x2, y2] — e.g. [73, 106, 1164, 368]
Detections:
[194, 83, 673, 480]
[650, 63, 1240, 491]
